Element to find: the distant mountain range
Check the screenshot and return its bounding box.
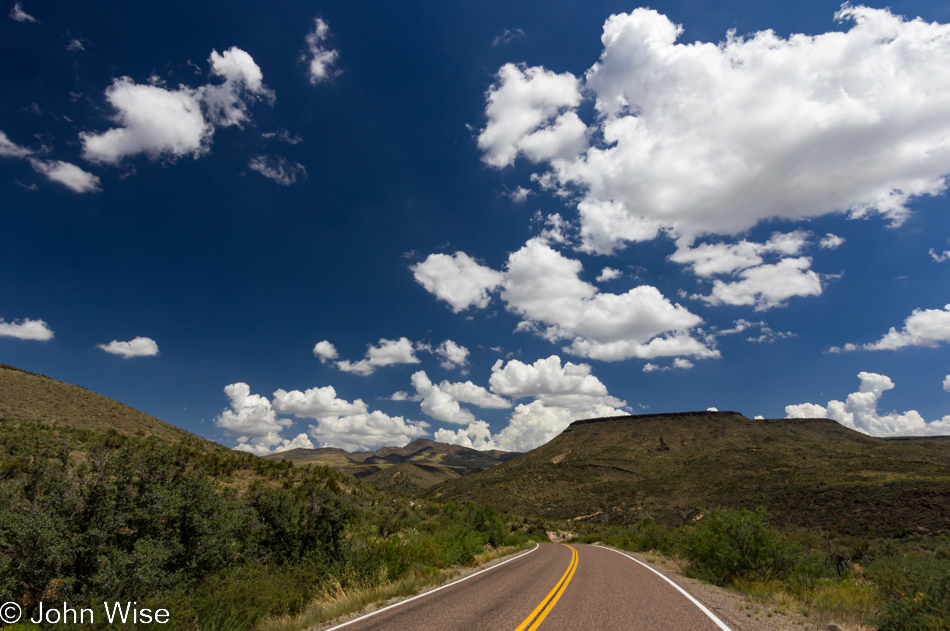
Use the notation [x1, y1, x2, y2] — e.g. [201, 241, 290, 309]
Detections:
[264, 439, 519, 492]
[427, 411, 950, 538]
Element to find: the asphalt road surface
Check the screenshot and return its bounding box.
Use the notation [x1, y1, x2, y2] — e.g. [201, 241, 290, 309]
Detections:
[326, 543, 732, 631]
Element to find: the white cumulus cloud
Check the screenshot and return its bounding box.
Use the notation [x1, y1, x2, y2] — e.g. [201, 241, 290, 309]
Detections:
[81, 47, 270, 165]
[313, 340, 339, 363]
[478, 63, 585, 168]
[272, 385, 368, 419]
[96, 336, 159, 358]
[435, 339, 469, 369]
[696, 257, 824, 310]
[489, 355, 624, 409]
[215, 383, 292, 438]
[411, 252, 505, 313]
[336, 337, 421, 375]
[786, 372, 950, 436]
[481, 6, 950, 251]
[29, 159, 100, 193]
[862, 304, 950, 350]
[0, 317, 53, 341]
[414, 238, 716, 361]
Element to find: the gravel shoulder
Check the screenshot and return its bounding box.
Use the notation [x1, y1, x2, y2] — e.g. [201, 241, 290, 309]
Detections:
[600, 547, 871, 631]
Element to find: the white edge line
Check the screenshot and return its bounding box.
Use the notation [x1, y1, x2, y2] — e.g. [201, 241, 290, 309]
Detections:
[594, 545, 734, 631]
[322, 542, 540, 630]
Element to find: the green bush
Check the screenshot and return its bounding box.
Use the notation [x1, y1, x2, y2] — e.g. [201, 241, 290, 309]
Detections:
[869, 553, 950, 630]
[681, 507, 798, 586]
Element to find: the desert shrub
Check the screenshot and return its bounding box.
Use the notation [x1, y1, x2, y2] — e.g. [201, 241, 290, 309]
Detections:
[468, 503, 509, 547]
[681, 507, 799, 586]
[869, 552, 950, 630]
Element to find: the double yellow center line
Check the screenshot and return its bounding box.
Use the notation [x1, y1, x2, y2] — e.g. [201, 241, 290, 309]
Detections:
[513, 545, 578, 631]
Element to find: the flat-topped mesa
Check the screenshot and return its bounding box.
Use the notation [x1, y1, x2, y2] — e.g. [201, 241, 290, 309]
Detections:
[561, 410, 849, 434]
[563, 410, 747, 431]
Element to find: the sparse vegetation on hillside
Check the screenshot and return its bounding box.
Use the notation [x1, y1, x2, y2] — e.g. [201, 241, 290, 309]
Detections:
[430, 411, 950, 538]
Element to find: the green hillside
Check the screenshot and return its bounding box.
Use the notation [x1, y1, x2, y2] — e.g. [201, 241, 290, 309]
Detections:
[428, 411, 950, 538]
[265, 438, 518, 493]
[0, 363, 211, 446]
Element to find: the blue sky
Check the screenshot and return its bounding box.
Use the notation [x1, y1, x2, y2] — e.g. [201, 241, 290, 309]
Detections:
[3, 0, 950, 453]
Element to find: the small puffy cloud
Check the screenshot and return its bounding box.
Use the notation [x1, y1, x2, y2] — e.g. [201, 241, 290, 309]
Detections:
[477, 63, 585, 168]
[81, 78, 209, 163]
[434, 421, 497, 451]
[642, 358, 694, 372]
[863, 304, 950, 350]
[707, 407, 719, 412]
[944, 375, 950, 392]
[303, 17, 340, 84]
[409, 370, 511, 425]
[272, 385, 368, 419]
[492, 399, 625, 452]
[235, 432, 314, 456]
[66, 39, 86, 52]
[596, 267, 621, 282]
[248, 155, 306, 185]
[489, 355, 624, 409]
[696, 257, 823, 310]
[307, 410, 429, 452]
[29, 159, 100, 193]
[96, 336, 159, 358]
[81, 47, 269, 165]
[670, 230, 810, 278]
[313, 340, 338, 363]
[820, 234, 845, 250]
[215, 383, 292, 438]
[9, 2, 36, 22]
[201, 47, 273, 127]
[0, 317, 53, 341]
[930, 249, 950, 263]
[483, 7, 950, 250]
[0, 131, 32, 158]
[786, 372, 950, 436]
[336, 337, 420, 375]
[435, 340, 469, 370]
[506, 186, 533, 203]
[218, 381, 428, 453]
[411, 371, 477, 425]
[411, 252, 505, 312]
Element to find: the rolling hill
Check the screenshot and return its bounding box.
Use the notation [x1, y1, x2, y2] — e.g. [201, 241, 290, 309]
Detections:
[427, 411, 950, 538]
[0, 362, 224, 450]
[265, 439, 519, 492]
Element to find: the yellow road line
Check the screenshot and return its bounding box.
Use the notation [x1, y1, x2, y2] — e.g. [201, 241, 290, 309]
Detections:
[513, 544, 578, 631]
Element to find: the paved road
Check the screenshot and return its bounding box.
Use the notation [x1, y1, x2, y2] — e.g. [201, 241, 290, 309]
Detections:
[326, 543, 731, 631]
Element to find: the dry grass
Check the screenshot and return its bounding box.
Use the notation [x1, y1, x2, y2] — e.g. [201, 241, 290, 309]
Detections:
[0, 363, 203, 444]
[258, 545, 530, 631]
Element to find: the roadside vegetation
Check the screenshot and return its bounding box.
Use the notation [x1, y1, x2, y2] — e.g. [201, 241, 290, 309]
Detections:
[572, 507, 950, 629]
[0, 419, 542, 630]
